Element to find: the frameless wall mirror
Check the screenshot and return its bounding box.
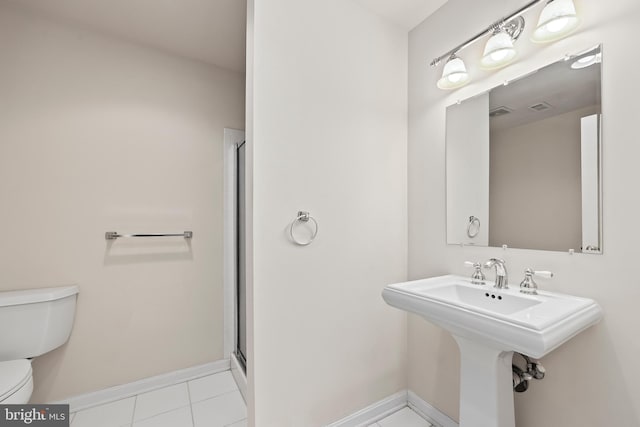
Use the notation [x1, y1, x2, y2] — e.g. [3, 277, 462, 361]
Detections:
[446, 45, 602, 254]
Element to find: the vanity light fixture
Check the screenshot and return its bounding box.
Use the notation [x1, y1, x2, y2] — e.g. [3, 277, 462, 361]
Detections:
[571, 52, 601, 69]
[480, 17, 525, 70]
[531, 0, 580, 43]
[481, 31, 517, 69]
[437, 54, 471, 90]
[431, 0, 581, 90]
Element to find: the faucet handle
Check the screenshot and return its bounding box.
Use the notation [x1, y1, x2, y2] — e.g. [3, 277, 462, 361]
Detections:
[533, 270, 553, 279]
[464, 261, 486, 285]
[520, 268, 554, 295]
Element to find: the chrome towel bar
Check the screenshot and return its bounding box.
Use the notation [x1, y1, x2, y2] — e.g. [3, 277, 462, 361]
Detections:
[105, 231, 193, 240]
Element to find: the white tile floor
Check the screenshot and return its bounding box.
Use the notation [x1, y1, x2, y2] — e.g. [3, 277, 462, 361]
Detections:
[69, 370, 430, 427]
[370, 407, 434, 427]
[70, 371, 246, 427]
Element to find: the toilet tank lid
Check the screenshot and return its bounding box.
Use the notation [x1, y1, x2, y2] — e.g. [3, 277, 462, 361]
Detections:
[0, 285, 78, 307]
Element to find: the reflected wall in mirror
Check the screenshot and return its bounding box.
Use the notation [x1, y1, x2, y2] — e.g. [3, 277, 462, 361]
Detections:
[446, 45, 602, 253]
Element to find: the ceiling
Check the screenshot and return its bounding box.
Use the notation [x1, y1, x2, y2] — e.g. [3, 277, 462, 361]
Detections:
[2, 0, 448, 73]
[490, 48, 602, 131]
[1, 0, 247, 73]
[354, 0, 449, 29]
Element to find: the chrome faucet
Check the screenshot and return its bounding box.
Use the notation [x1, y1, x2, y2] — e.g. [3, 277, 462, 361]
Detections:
[483, 258, 508, 289]
[519, 268, 554, 295]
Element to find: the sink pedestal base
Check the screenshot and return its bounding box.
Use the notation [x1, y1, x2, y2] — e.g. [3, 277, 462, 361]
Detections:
[454, 336, 515, 427]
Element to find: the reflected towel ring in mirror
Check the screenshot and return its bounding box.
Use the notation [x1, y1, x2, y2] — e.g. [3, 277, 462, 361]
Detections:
[467, 216, 481, 238]
[290, 211, 319, 246]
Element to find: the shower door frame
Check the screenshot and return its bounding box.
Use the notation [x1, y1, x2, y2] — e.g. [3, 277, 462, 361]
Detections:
[223, 128, 246, 365]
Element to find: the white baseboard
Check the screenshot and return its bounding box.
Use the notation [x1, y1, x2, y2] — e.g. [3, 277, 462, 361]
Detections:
[326, 389, 458, 427]
[408, 390, 458, 427]
[54, 359, 230, 412]
[325, 390, 407, 427]
[230, 352, 247, 403]
[57, 365, 458, 427]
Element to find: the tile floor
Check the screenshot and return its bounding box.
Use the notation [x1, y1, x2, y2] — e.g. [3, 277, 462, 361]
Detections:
[70, 370, 246, 427]
[370, 407, 434, 427]
[69, 370, 430, 427]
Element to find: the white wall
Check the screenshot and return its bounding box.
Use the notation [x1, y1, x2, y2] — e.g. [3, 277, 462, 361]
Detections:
[489, 106, 597, 252]
[581, 113, 601, 252]
[248, 0, 408, 424]
[0, 4, 245, 402]
[408, 0, 640, 425]
[446, 93, 489, 246]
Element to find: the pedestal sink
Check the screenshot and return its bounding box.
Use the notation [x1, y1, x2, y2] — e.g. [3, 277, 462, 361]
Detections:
[382, 275, 602, 427]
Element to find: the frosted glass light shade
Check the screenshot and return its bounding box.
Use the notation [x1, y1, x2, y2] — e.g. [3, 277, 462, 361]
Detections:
[437, 56, 470, 90]
[481, 32, 517, 69]
[571, 52, 602, 69]
[532, 0, 580, 43]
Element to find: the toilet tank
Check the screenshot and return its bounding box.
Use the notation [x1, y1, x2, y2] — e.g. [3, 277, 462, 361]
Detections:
[0, 286, 78, 361]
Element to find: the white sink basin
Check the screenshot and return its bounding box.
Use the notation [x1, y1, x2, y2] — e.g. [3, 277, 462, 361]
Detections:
[425, 283, 540, 315]
[382, 274, 602, 427]
[382, 274, 602, 358]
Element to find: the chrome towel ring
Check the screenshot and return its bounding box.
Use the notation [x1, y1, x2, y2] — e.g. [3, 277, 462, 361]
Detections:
[290, 211, 318, 246]
[467, 216, 480, 238]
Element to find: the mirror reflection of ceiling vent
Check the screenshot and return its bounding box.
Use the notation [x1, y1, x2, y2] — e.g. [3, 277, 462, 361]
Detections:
[528, 102, 553, 112]
[489, 106, 513, 117]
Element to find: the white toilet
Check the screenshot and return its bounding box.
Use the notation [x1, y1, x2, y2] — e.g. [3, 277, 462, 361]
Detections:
[0, 285, 79, 404]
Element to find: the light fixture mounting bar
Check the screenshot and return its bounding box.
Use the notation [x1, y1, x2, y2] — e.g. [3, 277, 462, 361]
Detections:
[430, 0, 545, 67]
